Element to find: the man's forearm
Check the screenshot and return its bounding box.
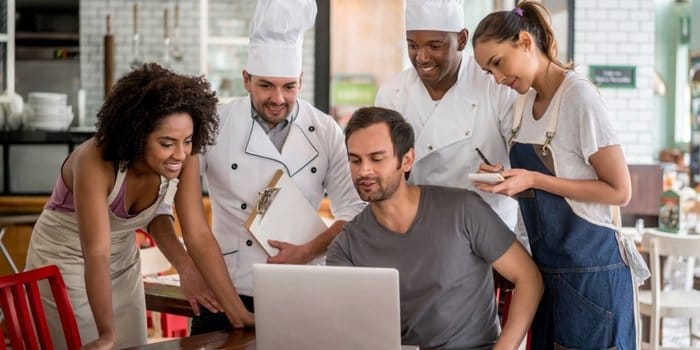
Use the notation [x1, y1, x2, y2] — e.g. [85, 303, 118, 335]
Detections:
[493, 277, 543, 350]
[304, 220, 346, 258]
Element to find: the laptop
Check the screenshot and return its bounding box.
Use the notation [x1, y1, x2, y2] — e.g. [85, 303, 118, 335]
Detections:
[253, 264, 417, 350]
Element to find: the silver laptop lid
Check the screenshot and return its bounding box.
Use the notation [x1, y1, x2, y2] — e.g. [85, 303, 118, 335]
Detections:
[253, 264, 402, 350]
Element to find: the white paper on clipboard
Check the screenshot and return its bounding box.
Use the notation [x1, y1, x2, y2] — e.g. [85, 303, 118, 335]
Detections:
[245, 169, 328, 257]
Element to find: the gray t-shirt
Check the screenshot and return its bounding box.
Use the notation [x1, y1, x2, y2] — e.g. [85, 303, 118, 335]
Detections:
[327, 185, 515, 350]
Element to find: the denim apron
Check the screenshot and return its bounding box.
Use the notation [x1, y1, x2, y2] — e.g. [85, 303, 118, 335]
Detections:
[508, 81, 637, 349]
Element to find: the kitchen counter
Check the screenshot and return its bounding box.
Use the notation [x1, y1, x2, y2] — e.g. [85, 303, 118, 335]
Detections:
[0, 196, 45, 275]
[0, 129, 94, 144]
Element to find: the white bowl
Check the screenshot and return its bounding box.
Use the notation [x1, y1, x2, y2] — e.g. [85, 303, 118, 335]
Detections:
[28, 92, 67, 107]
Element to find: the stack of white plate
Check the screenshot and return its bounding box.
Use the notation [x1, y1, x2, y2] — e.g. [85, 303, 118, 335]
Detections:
[24, 92, 73, 131]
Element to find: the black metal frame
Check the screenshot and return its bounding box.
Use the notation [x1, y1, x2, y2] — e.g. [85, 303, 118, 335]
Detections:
[0, 130, 93, 195]
[514, 0, 575, 62]
[314, 0, 331, 114]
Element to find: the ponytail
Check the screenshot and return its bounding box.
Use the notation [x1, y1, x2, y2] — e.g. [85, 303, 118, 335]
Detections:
[472, 0, 572, 70]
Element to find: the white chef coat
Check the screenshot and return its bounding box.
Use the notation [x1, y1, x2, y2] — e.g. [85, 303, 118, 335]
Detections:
[375, 53, 519, 230]
[202, 96, 365, 296]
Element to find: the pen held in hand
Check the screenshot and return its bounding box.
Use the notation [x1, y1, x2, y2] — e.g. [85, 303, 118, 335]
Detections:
[475, 147, 493, 166]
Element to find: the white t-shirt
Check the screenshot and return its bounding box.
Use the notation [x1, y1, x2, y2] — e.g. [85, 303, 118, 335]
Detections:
[512, 72, 619, 227]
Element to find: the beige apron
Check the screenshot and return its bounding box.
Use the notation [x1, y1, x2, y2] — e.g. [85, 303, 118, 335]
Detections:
[25, 167, 178, 349]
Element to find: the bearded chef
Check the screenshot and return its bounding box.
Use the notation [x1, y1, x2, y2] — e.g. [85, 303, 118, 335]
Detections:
[191, 0, 365, 334]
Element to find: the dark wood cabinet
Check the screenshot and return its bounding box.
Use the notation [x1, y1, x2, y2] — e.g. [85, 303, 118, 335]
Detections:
[621, 164, 663, 227]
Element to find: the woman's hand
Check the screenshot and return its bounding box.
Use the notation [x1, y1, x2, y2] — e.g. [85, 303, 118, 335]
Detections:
[177, 262, 223, 315]
[475, 168, 537, 197]
[478, 162, 504, 173]
[227, 300, 255, 328]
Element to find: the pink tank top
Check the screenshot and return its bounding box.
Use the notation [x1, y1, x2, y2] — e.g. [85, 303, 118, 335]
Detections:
[45, 170, 135, 219]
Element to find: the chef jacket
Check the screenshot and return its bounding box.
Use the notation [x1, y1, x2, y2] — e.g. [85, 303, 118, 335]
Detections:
[375, 53, 519, 230]
[202, 96, 365, 296]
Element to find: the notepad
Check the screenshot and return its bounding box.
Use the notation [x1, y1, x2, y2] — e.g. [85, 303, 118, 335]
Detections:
[245, 169, 328, 257]
[468, 173, 505, 185]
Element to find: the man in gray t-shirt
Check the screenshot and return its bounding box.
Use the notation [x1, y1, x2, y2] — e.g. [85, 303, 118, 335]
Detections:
[326, 107, 542, 350]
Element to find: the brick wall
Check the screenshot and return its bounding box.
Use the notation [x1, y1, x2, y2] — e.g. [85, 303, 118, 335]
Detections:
[80, 0, 315, 126]
[573, 0, 656, 164]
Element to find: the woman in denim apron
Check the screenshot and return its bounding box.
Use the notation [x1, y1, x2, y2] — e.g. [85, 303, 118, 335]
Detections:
[471, 2, 648, 349]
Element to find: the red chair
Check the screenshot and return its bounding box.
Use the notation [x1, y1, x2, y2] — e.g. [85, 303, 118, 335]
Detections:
[0, 265, 81, 350]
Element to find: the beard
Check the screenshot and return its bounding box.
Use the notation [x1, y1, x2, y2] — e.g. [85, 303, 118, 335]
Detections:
[353, 174, 401, 203]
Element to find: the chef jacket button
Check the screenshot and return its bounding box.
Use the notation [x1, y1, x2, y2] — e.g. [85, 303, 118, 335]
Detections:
[241, 203, 247, 210]
[465, 131, 470, 136]
[246, 240, 253, 246]
[308, 125, 315, 132]
[231, 163, 238, 170]
[311, 167, 317, 173]
[428, 145, 433, 151]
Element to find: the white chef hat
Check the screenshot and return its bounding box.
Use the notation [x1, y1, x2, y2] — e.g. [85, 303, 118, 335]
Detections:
[405, 0, 465, 32]
[246, 0, 317, 78]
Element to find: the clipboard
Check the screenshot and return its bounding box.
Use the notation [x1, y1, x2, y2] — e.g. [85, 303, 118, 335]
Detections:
[245, 169, 328, 257]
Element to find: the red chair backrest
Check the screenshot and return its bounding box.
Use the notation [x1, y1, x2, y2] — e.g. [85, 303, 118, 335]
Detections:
[0, 265, 81, 350]
[135, 228, 156, 248]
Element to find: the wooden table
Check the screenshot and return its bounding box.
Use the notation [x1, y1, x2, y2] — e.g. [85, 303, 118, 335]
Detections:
[123, 329, 256, 349]
[0, 213, 40, 273]
[143, 277, 195, 318]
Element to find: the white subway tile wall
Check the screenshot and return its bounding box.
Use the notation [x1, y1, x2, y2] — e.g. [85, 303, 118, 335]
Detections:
[80, 0, 315, 127]
[574, 0, 655, 164]
[81, 1, 654, 164]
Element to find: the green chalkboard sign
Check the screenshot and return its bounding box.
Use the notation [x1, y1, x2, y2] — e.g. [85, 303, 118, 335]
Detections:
[332, 81, 376, 105]
[589, 65, 636, 88]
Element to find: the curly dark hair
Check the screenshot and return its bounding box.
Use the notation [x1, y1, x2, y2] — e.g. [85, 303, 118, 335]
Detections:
[95, 63, 219, 169]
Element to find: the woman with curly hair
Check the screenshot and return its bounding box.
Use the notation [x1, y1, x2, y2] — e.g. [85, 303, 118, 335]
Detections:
[25, 63, 252, 349]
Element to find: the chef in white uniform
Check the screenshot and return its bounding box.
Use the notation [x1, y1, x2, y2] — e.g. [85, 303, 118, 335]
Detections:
[375, 0, 522, 235]
[192, 0, 365, 334]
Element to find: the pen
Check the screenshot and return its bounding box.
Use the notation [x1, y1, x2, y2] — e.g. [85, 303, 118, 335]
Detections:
[475, 147, 493, 166]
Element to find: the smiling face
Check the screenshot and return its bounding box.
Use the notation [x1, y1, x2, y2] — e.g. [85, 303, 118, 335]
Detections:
[243, 70, 302, 126]
[406, 30, 466, 93]
[473, 33, 538, 94]
[346, 123, 413, 203]
[141, 112, 193, 179]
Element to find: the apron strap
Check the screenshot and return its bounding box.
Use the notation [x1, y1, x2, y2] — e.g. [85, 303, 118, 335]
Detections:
[509, 94, 527, 147]
[107, 163, 128, 204]
[509, 73, 576, 154]
[541, 78, 567, 155]
[611, 205, 621, 227]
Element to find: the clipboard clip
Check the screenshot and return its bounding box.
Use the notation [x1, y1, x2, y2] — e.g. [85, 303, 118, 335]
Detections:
[256, 187, 281, 219]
